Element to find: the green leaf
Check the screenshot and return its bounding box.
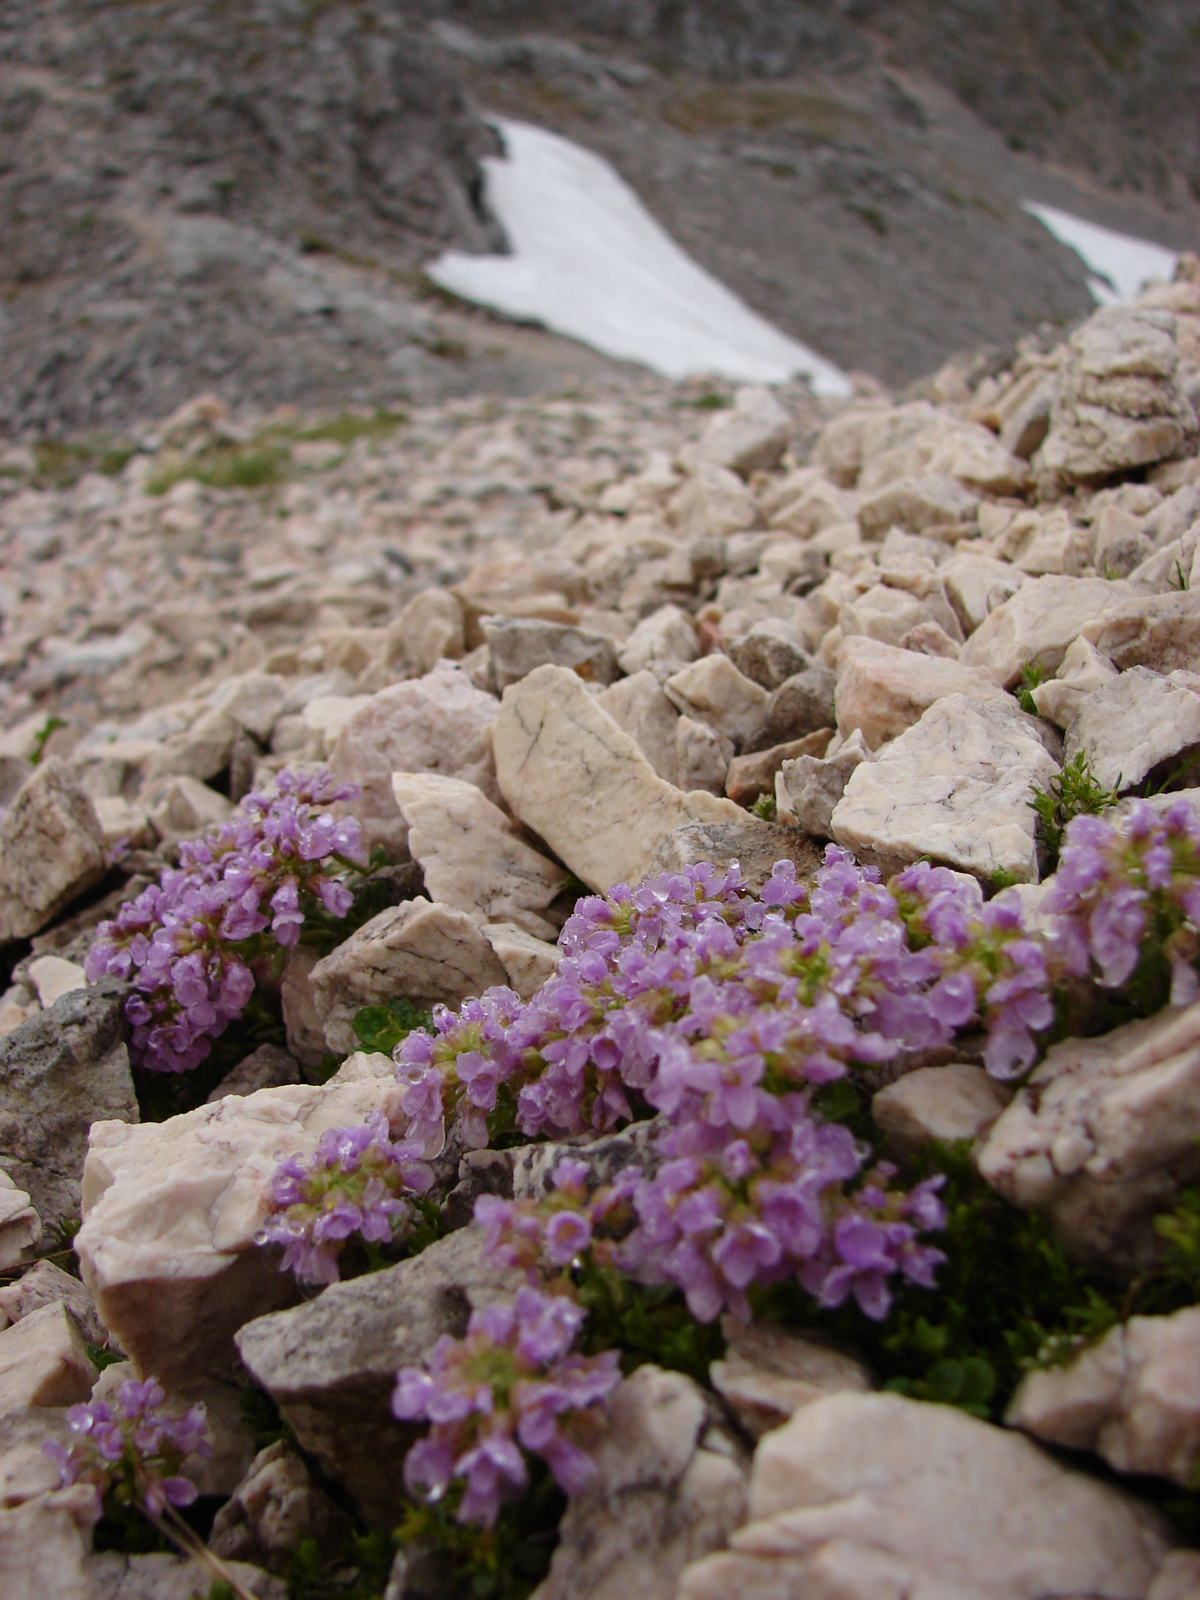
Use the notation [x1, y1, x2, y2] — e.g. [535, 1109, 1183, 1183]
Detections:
[351, 998, 433, 1056]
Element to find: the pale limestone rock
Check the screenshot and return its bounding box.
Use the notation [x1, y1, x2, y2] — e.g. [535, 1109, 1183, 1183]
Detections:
[1031, 635, 1120, 728]
[140, 772, 232, 846]
[301, 693, 372, 758]
[833, 635, 1009, 749]
[386, 588, 464, 675]
[1037, 306, 1197, 482]
[725, 731, 832, 806]
[697, 386, 791, 477]
[976, 1000, 1200, 1270]
[75, 1074, 408, 1386]
[1151, 1550, 1200, 1600]
[857, 474, 979, 539]
[669, 463, 758, 540]
[756, 665, 837, 748]
[916, 417, 1031, 494]
[1144, 484, 1200, 550]
[482, 617, 619, 692]
[997, 507, 1095, 577]
[812, 407, 883, 486]
[726, 625, 813, 692]
[675, 715, 733, 794]
[941, 551, 1027, 636]
[210, 1441, 353, 1573]
[211, 672, 288, 742]
[900, 619, 962, 657]
[839, 581, 964, 651]
[872, 1064, 1011, 1153]
[710, 1321, 870, 1440]
[830, 695, 1058, 882]
[309, 899, 507, 1054]
[596, 671, 680, 782]
[1081, 590, 1200, 674]
[25, 955, 85, 1009]
[676, 1392, 1171, 1600]
[649, 818, 823, 893]
[492, 666, 743, 894]
[0, 1171, 40, 1273]
[0, 761, 104, 942]
[768, 479, 857, 540]
[391, 772, 565, 940]
[532, 1365, 748, 1600]
[1065, 667, 1200, 790]
[140, 706, 238, 785]
[959, 574, 1123, 685]
[0, 1486, 99, 1600]
[1008, 1305, 1200, 1485]
[0, 1302, 95, 1416]
[616, 604, 699, 681]
[0, 1259, 102, 1344]
[91, 794, 155, 851]
[328, 662, 500, 858]
[480, 922, 560, 1000]
[999, 370, 1057, 458]
[664, 655, 769, 746]
[280, 944, 326, 1070]
[775, 729, 873, 837]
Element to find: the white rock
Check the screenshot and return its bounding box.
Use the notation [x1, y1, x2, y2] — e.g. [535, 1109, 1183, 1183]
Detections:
[668, 463, 758, 540]
[1081, 590, 1200, 674]
[596, 671, 680, 782]
[0, 1170, 40, 1272]
[75, 1075, 408, 1386]
[839, 581, 963, 651]
[674, 715, 734, 794]
[830, 695, 1058, 883]
[492, 665, 744, 893]
[140, 772, 232, 846]
[302, 694, 372, 758]
[1150, 1549, 1200, 1600]
[1065, 666, 1200, 790]
[857, 474, 979, 539]
[0, 1486, 100, 1600]
[833, 635, 1009, 749]
[664, 655, 769, 745]
[676, 1392, 1171, 1600]
[140, 706, 238, 785]
[775, 729, 872, 837]
[0, 1302, 95, 1417]
[24, 956, 86, 1010]
[976, 999, 1200, 1269]
[386, 588, 465, 675]
[212, 672, 288, 742]
[872, 1063, 1011, 1153]
[616, 604, 699, 680]
[768, 478, 857, 540]
[280, 944, 327, 1070]
[1030, 635, 1120, 728]
[998, 507, 1095, 577]
[1008, 1305, 1200, 1485]
[391, 772, 565, 940]
[710, 1321, 871, 1440]
[940, 551, 1028, 636]
[959, 574, 1123, 685]
[480, 922, 560, 1000]
[90, 794, 155, 851]
[697, 386, 791, 477]
[328, 662, 500, 858]
[0, 761, 105, 943]
[309, 899, 507, 1054]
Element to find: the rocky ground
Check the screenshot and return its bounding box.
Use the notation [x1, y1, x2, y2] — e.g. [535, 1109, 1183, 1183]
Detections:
[0, 259, 1198, 1596]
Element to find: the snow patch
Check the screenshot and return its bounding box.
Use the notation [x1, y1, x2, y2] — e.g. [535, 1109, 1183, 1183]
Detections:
[1023, 202, 1179, 306]
[427, 118, 851, 396]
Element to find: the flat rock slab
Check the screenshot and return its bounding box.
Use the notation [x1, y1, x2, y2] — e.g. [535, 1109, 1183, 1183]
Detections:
[959, 574, 1124, 686]
[492, 664, 744, 893]
[1065, 666, 1200, 790]
[1081, 590, 1200, 674]
[834, 634, 1009, 749]
[0, 760, 105, 943]
[830, 694, 1059, 883]
[482, 616, 619, 692]
[649, 819, 824, 893]
[0, 978, 136, 1235]
[236, 1226, 523, 1525]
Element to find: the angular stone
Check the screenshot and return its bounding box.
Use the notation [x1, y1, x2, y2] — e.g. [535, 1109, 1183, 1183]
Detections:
[392, 773, 565, 940]
[710, 1321, 870, 1440]
[725, 731, 833, 806]
[1008, 1305, 1200, 1485]
[1081, 590, 1200, 674]
[140, 706, 238, 785]
[664, 656, 769, 747]
[830, 695, 1059, 883]
[976, 999, 1200, 1270]
[0, 761, 104, 942]
[1144, 485, 1200, 550]
[697, 386, 791, 477]
[280, 945, 327, 1071]
[872, 1063, 1011, 1154]
[0, 1486, 99, 1600]
[754, 664, 837, 750]
[386, 588, 465, 676]
[857, 474, 979, 539]
[207, 1043, 302, 1103]
[648, 819, 823, 893]
[616, 605, 698, 681]
[1151, 1550, 1200, 1600]
[534, 1365, 748, 1600]
[25, 955, 86, 1010]
[839, 580, 965, 651]
[775, 729, 873, 838]
[91, 795, 156, 853]
[140, 772, 233, 846]
[86, 1552, 285, 1599]
[482, 617, 619, 693]
[0, 979, 136, 1234]
[1065, 667, 1200, 791]
[236, 1227, 523, 1524]
[669, 463, 758, 540]
[726, 628, 814, 693]
[492, 666, 743, 894]
[0, 1172, 39, 1274]
[596, 671, 680, 782]
[1030, 634, 1120, 729]
[674, 715, 733, 794]
[75, 1075, 407, 1387]
[0, 1259, 104, 1344]
[676, 1392, 1170, 1600]
[210, 1440, 354, 1573]
[328, 662, 500, 859]
[833, 635, 1010, 749]
[309, 899, 507, 1054]
[959, 574, 1123, 685]
[212, 672, 288, 743]
[480, 922, 559, 1000]
[0, 1302, 96, 1416]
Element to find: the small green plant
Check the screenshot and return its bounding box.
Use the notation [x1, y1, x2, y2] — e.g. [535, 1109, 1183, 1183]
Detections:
[574, 1257, 726, 1387]
[1015, 658, 1046, 715]
[1029, 751, 1120, 868]
[30, 714, 66, 765]
[750, 791, 778, 822]
[1170, 559, 1190, 591]
[395, 1469, 564, 1600]
[351, 998, 434, 1057]
[145, 444, 289, 496]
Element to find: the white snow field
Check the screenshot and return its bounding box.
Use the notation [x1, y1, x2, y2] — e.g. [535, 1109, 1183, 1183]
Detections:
[1023, 202, 1179, 306]
[427, 118, 852, 396]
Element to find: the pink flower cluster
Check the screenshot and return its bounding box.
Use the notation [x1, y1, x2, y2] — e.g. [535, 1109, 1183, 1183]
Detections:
[85, 768, 363, 1072]
[392, 1286, 620, 1527]
[43, 1377, 211, 1516]
[257, 1110, 434, 1284]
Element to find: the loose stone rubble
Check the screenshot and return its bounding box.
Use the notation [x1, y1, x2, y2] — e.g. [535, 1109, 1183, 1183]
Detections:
[0, 270, 1199, 1595]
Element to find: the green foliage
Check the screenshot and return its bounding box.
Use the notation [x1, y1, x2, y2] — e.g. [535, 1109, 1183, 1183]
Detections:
[750, 791, 777, 822]
[283, 1531, 397, 1600]
[145, 443, 290, 495]
[293, 410, 408, 450]
[884, 1354, 996, 1418]
[30, 714, 66, 764]
[574, 1257, 725, 1386]
[1029, 750, 1120, 868]
[86, 1342, 127, 1372]
[1014, 657, 1046, 714]
[351, 998, 434, 1057]
[1170, 558, 1190, 591]
[27, 437, 133, 488]
[240, 1384, 296, 1454]
[395, 1469, 564, 1600]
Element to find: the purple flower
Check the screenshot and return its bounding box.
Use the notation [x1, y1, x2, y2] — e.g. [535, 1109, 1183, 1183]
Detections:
[44, 1383, 211, 1517]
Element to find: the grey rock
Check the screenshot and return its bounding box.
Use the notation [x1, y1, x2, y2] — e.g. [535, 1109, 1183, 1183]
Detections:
[648, 819, 824, 893]
[0, 979, 136, 1234]
[206, 1044, 303, 1103]
[727, 631, 815, 693]
[1081, 590, 1200, 674]
[482, 617, 620, 692]
[236, 1227, 523, 1524]
[209, 1441, 354, 1574]
[710, 1320, 871, 1440]
[1064, 666, 1200, 791]
[725, 730, 833, 806]
[0, 1258, 106, 1346]
[775, 730, 873, 837]
[0, 760, 105, 943]
[86, 1551, 286, 1599]
[753, 665, 838, 750]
